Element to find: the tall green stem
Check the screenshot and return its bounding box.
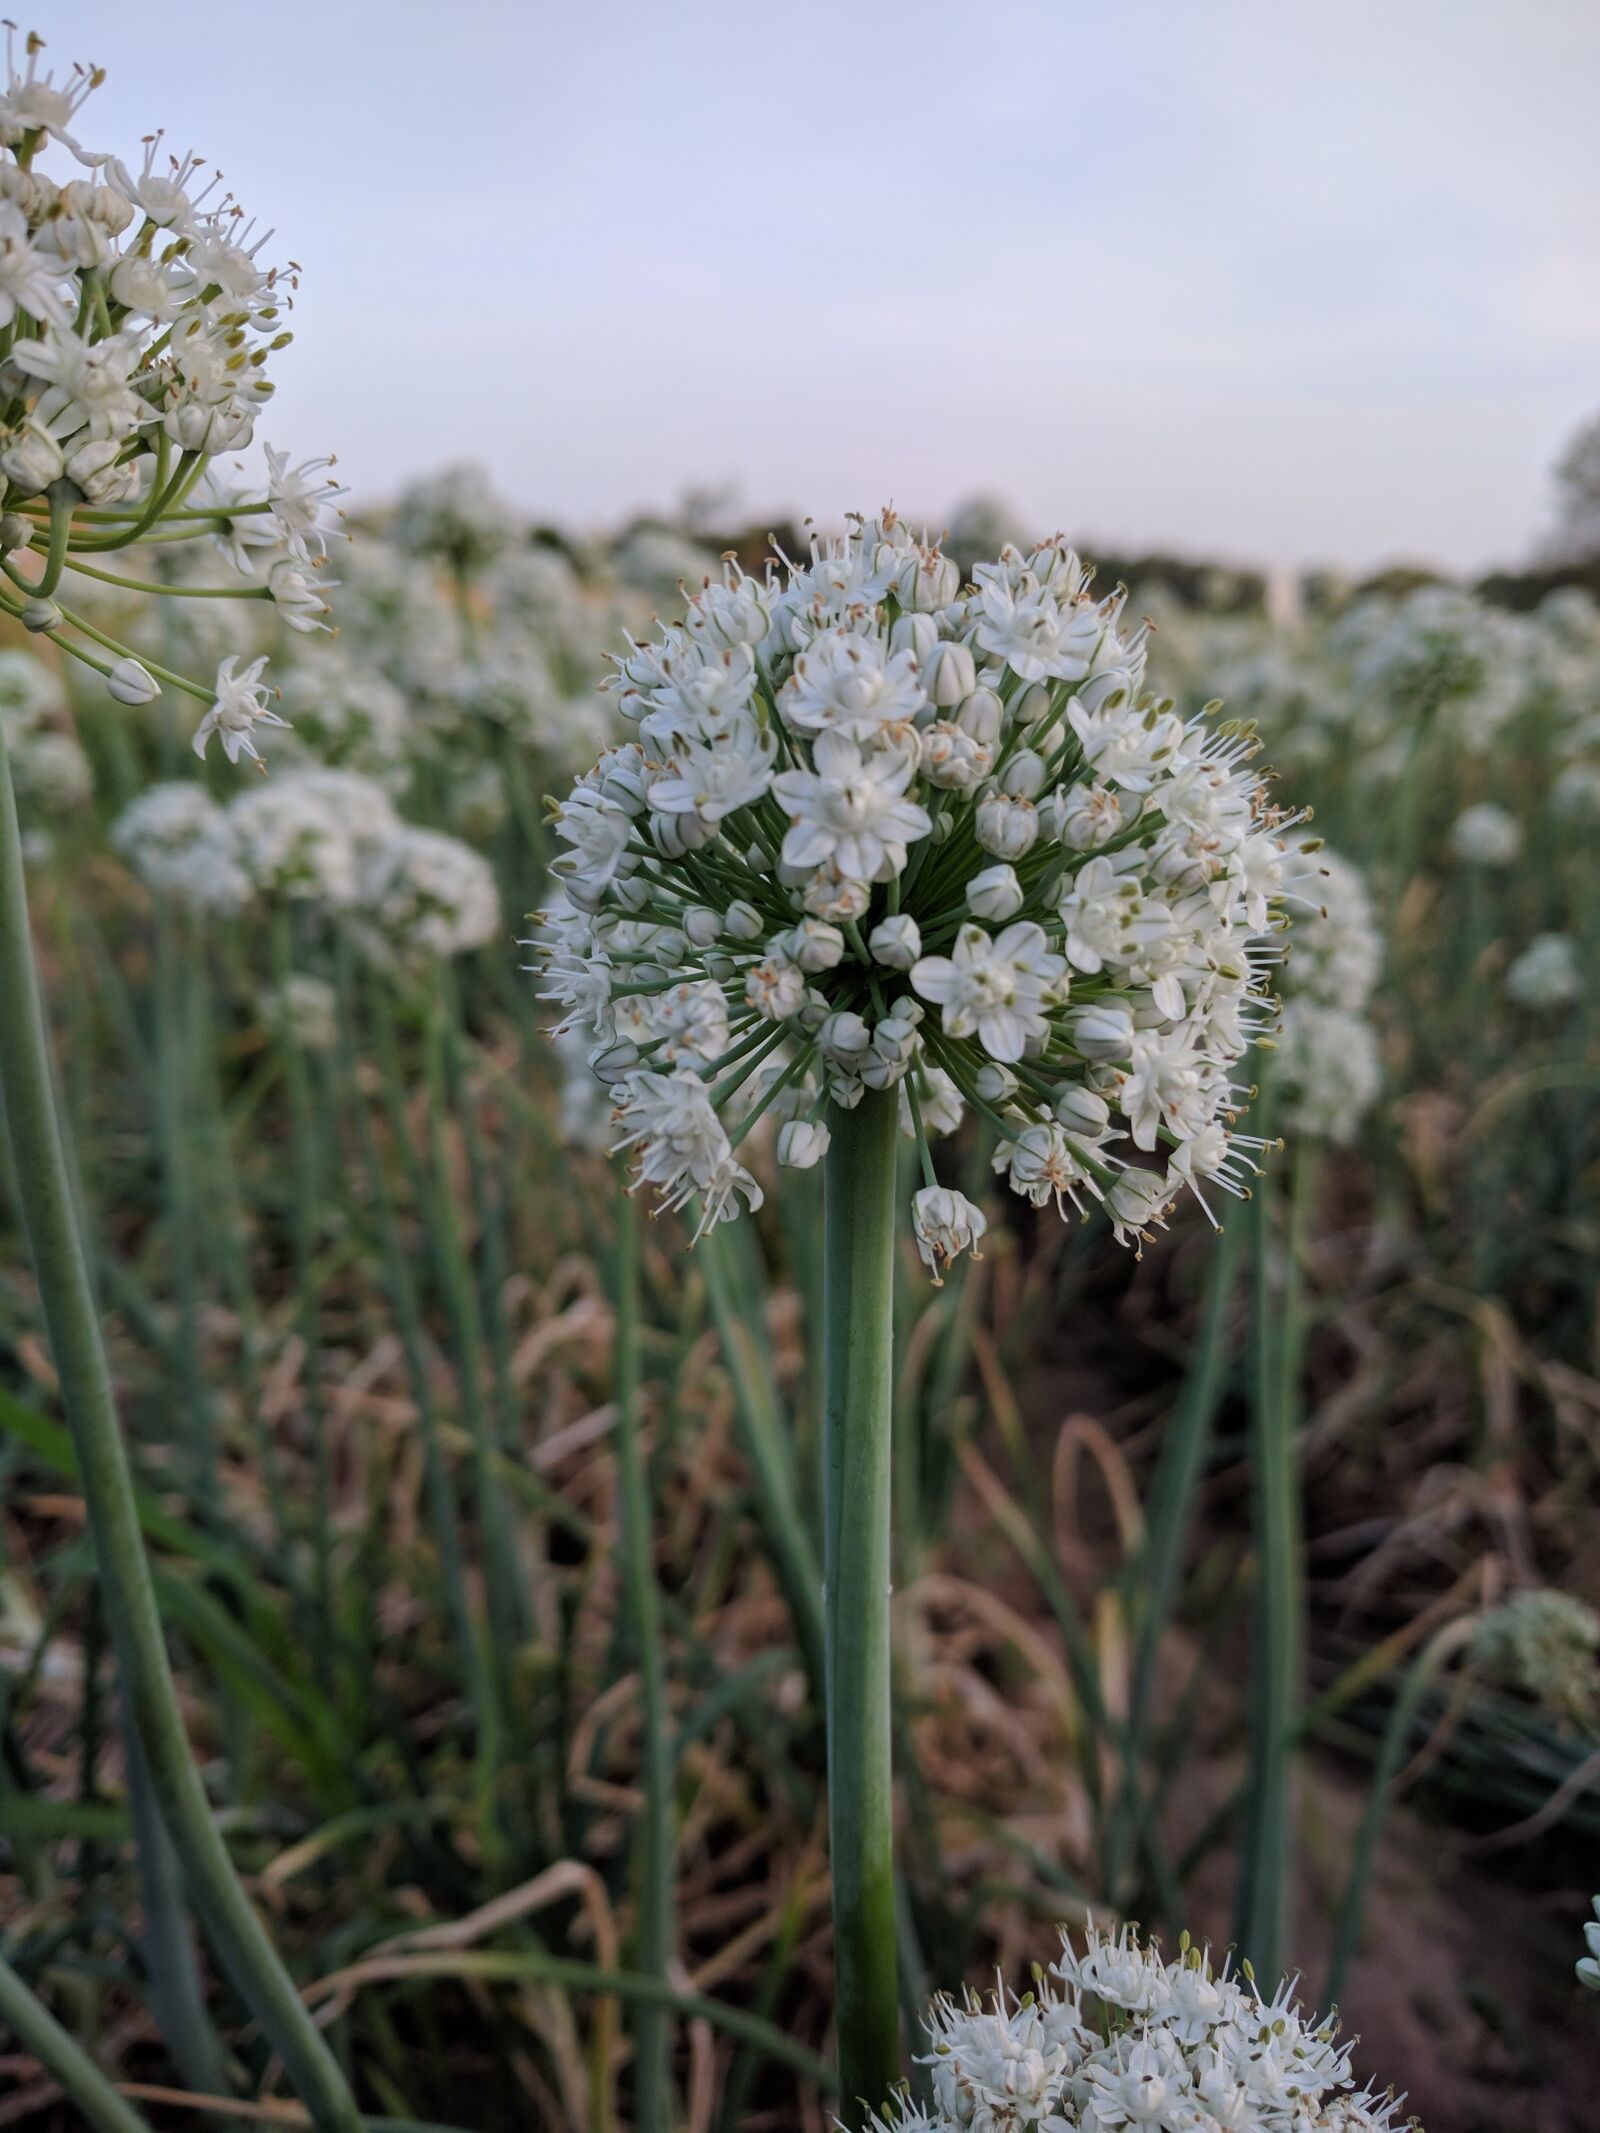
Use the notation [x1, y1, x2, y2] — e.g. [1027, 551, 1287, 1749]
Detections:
[822, 1089, 900, 2124]
[614, 1183, 674, 2129]
[0, 727, 364, 2133]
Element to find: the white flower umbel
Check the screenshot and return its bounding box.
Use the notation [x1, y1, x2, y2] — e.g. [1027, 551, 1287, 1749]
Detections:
[1506, 931, 1581, 1010]
[0, 29, 342, 766]
[357, 824, 502, 965]
[860, 1922, 1411, 2133]
[534, 512, 1305, 1268]
[1268, 839, 1384, 1150]
[1449, 801, 1522, 867]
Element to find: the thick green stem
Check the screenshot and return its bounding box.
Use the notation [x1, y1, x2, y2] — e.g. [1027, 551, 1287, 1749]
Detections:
[822, 1089, 900, 2124]
[614, 1184, 674, 2130]
[0, 727, 365, 2133]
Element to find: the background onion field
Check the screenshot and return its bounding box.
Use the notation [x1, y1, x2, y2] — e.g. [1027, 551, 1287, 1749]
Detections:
[1, 475, 1597, 2129]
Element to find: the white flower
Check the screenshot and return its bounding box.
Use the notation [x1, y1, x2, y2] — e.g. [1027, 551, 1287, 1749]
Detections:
[1105, 1167, 1174, 1246]
[0, 200, 65, 328]
[772, 730, 932, 884]
[993, 1122, 1098, 1219]
[780, 625, 927, 740]
[911, 920, 1065, 1063]
[267, 558, 336, 634]
[612, 1068, 763, 1239]
[912, 1186, 987, 1282]
[970, 562, 1099, 683]
[262, 446, 345, 561]
[193, 655, 286, 765]
[550, 786, 636, 911]
[647, 711, 775, 826]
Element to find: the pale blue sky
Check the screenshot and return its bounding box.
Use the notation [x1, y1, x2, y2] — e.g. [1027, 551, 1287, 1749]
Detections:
[59, 0, 1600, 571]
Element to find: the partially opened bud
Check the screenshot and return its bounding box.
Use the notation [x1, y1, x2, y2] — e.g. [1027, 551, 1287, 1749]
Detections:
[107, 657, 159, 706]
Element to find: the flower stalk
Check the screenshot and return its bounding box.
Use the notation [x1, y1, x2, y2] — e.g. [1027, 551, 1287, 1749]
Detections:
[822, 1087, 902, 2123]
[0, 723, 364, 2133]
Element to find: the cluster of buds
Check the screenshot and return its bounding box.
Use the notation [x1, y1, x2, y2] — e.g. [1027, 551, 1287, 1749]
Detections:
[534, 510, 1309, 1274]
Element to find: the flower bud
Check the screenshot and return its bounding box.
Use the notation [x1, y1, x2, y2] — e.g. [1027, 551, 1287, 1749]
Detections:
[868, 913, 921, 969]
[1013, 682, 1053, 728]
[921, 722, 988, 792]
[998, 747, 1046, 799]
[66, 435, 139, 506]
[651, 810, 714, 858]
[817, 1010, 871, 1060]
[857, 1047, 910, 1091]
[896, 549, 959, 612]
[975, 791, 1038, 860]
[1054, 1087, 1111, 1135]
[107, 657, 159, 706]
[1054, 781, 1125, 850]
[21, 597, 60, 633]
[787, 918, 845, 973]
[975, 1062, 1019, 1104]
[956, 686, 1005, 747]
[923, 640, 976, 709]
[1065, 1003, 1133, 1061]
[889, 610, 938, 662]
[589, 1039, 639, 1085]
[873, 1010, 921, 1058]
[746, 956, 806, 1021]
[0, 512, 33, 554]
[598, 747, 649, 810]
[683, 905, 722, 948]
[796, 986, 831, 1034]
[1, 424, 64, 494]
[801, 870, 869, 923]
[723, 899, 764, 942]
[966, 863, 1024, 922]
[777, 1120, 830, 1169]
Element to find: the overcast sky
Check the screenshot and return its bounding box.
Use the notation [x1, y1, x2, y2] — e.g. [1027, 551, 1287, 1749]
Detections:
[61, 0, 1600, 572]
